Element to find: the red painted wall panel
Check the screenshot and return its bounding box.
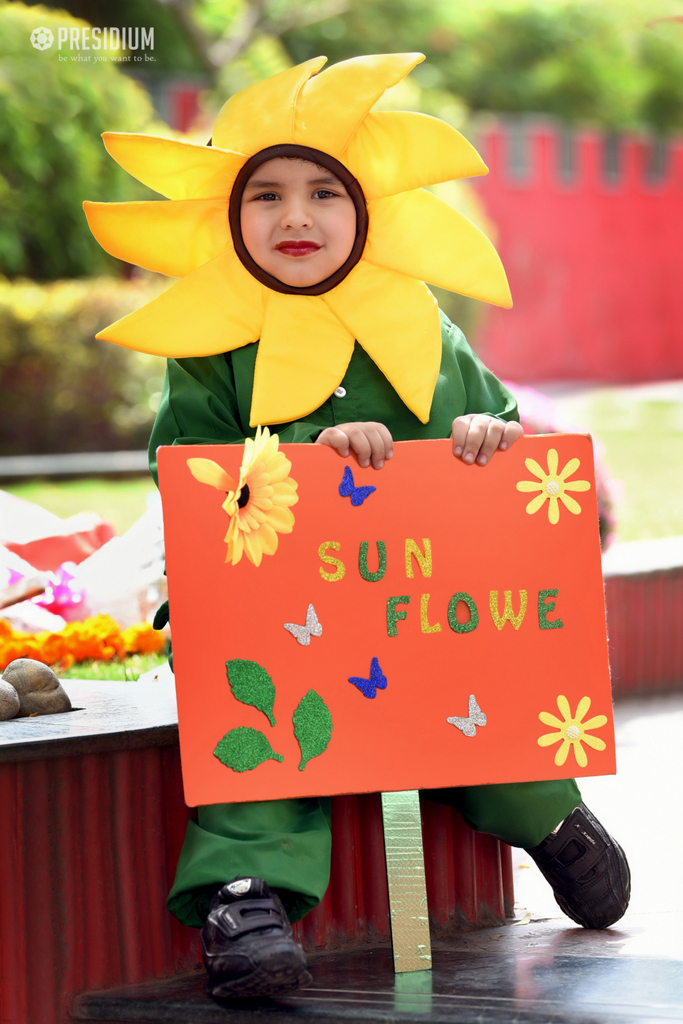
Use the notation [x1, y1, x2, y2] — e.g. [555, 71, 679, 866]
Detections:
[605, 569, 683, 693]
[0, 745, 511, 1024]
[473, 123, 683, 383]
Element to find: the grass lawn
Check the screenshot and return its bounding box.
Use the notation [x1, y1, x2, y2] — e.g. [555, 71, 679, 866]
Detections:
[59, 651, 168, 681]
[551, 383, 683, 543]
[4, 476, 158, 535]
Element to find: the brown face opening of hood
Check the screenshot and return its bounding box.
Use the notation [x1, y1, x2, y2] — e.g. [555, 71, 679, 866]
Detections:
[225, 144, 368, 296]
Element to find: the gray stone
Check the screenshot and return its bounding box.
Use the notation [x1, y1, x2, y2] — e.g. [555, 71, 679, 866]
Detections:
[2, 659, 72, 716]
[0, 681, 20, 721]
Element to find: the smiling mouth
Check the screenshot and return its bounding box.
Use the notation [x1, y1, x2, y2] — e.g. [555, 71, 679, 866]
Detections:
[275, 241, 321, 257]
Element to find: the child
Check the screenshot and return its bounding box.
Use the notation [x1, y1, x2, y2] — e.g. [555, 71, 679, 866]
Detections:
[85, 53, 630, 1000]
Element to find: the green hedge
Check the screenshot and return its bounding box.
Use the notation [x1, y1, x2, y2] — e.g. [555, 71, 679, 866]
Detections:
[0, 2, 162, 280]
[0, 274, 168, 455]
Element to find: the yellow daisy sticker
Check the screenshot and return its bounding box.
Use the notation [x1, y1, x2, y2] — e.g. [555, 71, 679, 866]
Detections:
[83, 53, 511, 428]
[537, 695, 607, 768]
[187, 426, 298, 567]
[516, 449, 590, 524]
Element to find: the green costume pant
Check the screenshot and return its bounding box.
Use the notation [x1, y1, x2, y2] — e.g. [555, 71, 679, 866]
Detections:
[168, 779, 581, 927]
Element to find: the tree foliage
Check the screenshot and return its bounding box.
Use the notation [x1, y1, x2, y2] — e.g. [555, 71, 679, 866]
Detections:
[0, 2, 161, 280]
[282, 0, 683, 133]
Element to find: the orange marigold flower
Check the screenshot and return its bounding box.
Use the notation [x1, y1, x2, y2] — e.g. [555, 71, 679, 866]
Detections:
[0, 615, 162, 670]
[121, 623, 165, 655]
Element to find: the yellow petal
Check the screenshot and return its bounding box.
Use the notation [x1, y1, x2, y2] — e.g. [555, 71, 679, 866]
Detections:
[323, 261, 440, 425]
[538, 732, 562, 747]
[226, 526, 244, 565]
[563, 480, 590, 492]
[582, 734, 607, 751]
[548, 496, 560, 524]
[265, 505, 296, 532]
[96, 248, 264, 358]
[365, 190, 511, 307]
[582, 715, 608, 731]
[554, 740, 571, 766]
[344, 111, 487, 199]
[574, 696, 592, 722]
[558, 493, 582, 515]
[516, 480, 543, 492]
[270, 485, 299, 508]
[221, 493, 238, 516]
[83, 199, 230, 277]
[294, 53, 424, 157]
[573, 742, 588, 768]
[559, 457, 580, 480]
[187, 458, 237, 491]
[243, 530, 264, 567]
[524, 458, 547, 481]
[547, 449, 559, 476]
[256, 522, 280, 556]
[263, 456, 293, 484]
[102, 133, 247, 200]
[212, 57, 327, 154]
[556, 695, 571, 720]
[525, 493, 547, 515]
[250, 293, 354, 426]
[539, 712, 563, 728]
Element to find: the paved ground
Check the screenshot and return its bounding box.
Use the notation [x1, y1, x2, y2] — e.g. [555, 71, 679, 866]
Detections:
[75, 691, 683, 1023]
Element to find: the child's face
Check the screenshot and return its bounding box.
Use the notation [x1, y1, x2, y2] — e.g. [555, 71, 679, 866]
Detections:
[240, 157, 357, 287]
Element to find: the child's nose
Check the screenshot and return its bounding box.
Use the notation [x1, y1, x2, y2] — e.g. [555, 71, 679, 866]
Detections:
[281, 198, 313, 230]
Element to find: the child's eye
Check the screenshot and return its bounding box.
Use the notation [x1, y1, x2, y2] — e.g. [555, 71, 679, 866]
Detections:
[255, 192, 279, 202]
[313, 189, 337, 199]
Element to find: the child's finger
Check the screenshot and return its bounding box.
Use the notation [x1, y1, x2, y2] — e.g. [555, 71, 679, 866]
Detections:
[498, 420, 524, 451]
[374, 422, 394, 462]
[315, 426, 351, 456]
[347, 424, 388, 469]
[451, 415, 474, 457]
[344, 425, 374, 468]
[474, 419, 506, 465]
[459, 415, 491, 465]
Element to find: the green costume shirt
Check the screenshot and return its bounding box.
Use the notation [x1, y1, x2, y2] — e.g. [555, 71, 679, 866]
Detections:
[148, 310, 518, 480]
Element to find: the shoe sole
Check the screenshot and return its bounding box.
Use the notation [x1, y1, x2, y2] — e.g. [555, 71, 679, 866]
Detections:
[209, 945, 312, 999]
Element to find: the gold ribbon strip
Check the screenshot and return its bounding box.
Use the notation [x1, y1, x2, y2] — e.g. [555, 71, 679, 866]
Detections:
[381, 789, 432, 973]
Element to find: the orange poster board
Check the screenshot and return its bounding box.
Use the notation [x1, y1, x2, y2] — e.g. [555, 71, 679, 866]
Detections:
[158, 434, 615, 807]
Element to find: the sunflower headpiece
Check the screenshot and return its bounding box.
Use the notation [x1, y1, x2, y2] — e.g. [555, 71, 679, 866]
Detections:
[84, 53, 511, 427]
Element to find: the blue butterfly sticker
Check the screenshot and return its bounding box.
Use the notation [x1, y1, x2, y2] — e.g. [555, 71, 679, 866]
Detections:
[348, 657, 387, 699]
[339, 466, 376, 507]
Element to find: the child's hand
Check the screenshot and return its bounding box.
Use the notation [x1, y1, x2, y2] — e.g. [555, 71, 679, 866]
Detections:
[316, 422, 393, 469]
[451, 414, 523, 466]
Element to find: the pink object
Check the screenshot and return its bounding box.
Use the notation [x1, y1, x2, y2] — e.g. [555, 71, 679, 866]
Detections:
[474, 124, 683, 383]
[6, 563, 85, 618]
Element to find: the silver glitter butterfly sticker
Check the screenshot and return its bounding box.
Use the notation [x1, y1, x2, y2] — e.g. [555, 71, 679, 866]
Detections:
[283, 603, 323, 646]
[447, 694, 487, 737]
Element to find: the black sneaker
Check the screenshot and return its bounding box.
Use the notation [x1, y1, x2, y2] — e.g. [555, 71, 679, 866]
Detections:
[201, 877, 312, 999]
[526, 803, 630, 929]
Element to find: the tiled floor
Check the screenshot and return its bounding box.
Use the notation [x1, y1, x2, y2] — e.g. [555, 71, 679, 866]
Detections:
[74, 693, 683, 1023]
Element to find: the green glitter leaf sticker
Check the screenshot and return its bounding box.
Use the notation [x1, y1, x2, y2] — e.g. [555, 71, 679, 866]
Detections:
[213, 727, 284, 772]
[226, 659, 276, 726]
[293, 690, 333, 771]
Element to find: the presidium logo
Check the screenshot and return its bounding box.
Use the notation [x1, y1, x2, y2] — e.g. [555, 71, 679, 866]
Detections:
[30, 25, 155, 57]
[30, 27, 54, 50]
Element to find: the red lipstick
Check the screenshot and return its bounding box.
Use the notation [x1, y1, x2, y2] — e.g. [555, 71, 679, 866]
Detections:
[275, 240, 321, 257]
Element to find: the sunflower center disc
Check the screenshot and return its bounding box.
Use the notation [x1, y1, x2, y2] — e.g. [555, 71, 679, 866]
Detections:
[237, 485, 250, 509]
[566, 725, 581, 740]
[545, 480, 560, 496]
